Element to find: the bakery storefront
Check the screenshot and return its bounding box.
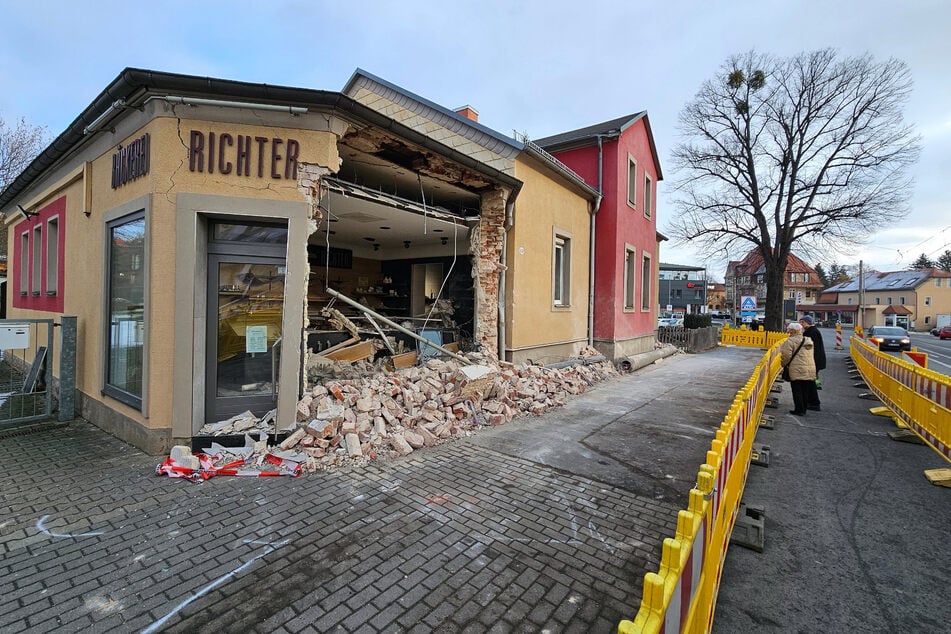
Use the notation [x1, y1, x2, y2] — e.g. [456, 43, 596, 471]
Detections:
[0, 68, 519, 454]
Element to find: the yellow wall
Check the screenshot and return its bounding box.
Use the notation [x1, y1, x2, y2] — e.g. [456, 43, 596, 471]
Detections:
[7, 114, 339, 436]
[506, 155, 591, 357]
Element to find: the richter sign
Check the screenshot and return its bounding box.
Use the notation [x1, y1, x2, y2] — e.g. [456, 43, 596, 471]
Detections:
[188, 130, 300, 180]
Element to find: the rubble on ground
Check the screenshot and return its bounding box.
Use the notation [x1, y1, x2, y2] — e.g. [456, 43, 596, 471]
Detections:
[176, 348, 618, 478]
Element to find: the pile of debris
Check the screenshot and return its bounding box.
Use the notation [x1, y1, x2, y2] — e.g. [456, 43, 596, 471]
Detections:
[282, 350, 618, 472]
[167, 350, 618, 479]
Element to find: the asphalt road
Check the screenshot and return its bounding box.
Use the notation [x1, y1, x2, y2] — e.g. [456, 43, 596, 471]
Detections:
[712, 343, 951, 633]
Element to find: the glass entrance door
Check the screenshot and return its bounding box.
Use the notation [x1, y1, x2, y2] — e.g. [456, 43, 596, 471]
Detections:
[205, 221, 288, 425]
[207, 257, 285, 423]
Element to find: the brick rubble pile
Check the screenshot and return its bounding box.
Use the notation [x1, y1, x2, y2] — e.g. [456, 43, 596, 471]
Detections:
[213, 349, 618, 474]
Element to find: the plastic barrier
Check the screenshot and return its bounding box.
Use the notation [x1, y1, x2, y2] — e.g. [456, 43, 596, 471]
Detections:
[720, 328, 787, 349]
[851, 336, 951, 464]
[619, 341, 783, 633]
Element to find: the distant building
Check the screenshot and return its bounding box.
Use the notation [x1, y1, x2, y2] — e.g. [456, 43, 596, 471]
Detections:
[658, 263, 707, 314]
[706, 282, 726, 313]
[818, 268, 951, 331]
[724, 249, 823, 320]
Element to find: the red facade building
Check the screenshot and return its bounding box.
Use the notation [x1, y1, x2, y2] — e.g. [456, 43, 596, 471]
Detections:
[536, 114, 663, 359]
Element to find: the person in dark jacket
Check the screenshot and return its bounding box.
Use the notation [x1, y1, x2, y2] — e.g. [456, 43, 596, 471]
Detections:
[800, 315, 826, 411]
[781, 322, 816, 416]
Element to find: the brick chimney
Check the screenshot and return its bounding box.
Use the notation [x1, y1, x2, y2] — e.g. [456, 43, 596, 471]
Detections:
[454, 105, 479, 122]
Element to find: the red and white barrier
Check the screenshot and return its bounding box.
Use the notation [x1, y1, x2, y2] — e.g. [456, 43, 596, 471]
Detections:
[156, 450, 301, 481]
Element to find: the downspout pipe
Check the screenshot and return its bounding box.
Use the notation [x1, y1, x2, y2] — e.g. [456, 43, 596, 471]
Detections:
[499, 197, 515, 361]
[588, 136, 605, 347]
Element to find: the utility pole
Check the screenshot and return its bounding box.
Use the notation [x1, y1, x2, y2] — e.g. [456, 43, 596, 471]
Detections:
[858, 260, 864, 331]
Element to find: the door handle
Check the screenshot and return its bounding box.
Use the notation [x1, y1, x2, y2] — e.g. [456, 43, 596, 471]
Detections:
[271, 336, 282, 398]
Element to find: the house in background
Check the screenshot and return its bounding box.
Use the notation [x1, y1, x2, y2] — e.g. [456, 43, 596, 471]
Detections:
[658, 263, 707, 315]
[706, 281, 726, 313]
[536, 113, 663, 360]
[818, 268, 951, 331]
[725, 249, 823, 322]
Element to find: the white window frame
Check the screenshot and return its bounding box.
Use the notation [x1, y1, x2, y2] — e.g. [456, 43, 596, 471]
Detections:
[643, 173, 652, 218]
[627, 155, 637, 209]
[552, 231, 571, 308]
[31, 225, 42, 296]
[46, 216, 59, 295]
[641, 253, 652, 311]
[624, 245, 636, 310]
[19, 231, 29, 295]
[924, 296, 932, 306]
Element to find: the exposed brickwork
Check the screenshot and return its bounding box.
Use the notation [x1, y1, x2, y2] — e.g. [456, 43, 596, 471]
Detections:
[472, 187, 508, 358]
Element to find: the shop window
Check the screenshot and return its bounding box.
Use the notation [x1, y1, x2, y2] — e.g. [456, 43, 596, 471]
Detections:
[641, 254, 652, 311]
[104, 212, 146, 409]
[46, 217, 59, 295]
[553, 233, 571, 307]
[643, 174, 652, 218]
[624, 246, 636, 309]
[627, 156, 637, 208]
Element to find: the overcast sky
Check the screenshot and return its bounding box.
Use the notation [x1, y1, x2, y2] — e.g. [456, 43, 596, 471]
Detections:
[2, 0, 948, 281]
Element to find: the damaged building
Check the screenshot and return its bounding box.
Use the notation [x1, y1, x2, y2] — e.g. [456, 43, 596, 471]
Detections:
[0, 67, 631, 455]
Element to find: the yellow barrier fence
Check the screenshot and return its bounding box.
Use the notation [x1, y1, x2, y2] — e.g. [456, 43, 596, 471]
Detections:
[619, 341, 784, 634]
[850, 336, 951, 464]
[719, 327, 787, 349]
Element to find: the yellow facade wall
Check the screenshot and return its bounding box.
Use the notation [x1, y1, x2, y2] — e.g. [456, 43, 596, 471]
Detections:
[506, 155, 591, 358]
[6, 115, 339, 434]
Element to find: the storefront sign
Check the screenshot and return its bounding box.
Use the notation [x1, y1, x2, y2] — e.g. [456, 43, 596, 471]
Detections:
[188, 130, 299, 179]
[112, 133, 150, 188]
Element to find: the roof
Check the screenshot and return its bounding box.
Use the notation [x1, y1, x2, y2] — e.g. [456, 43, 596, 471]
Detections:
[343, 68, 522, 150]
[1, 68, 526, 211]
[824, 268, 949, 293]
[533, 113, 645, 148]
[534, 112, 664, 181]
[342, 69, 599, 201]
[882, 305, 913, 315]
[727, 248, 823, 287]
[659, 262, 706, 271]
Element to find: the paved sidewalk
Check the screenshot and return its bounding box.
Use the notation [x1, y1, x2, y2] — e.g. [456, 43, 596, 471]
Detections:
[0, 346, 762, 633]
[714, 347, 951, 633]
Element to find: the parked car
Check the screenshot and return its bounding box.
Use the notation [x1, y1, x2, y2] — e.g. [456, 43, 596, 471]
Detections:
[866, 326, 912, 351]
[939, 325, 951, 340]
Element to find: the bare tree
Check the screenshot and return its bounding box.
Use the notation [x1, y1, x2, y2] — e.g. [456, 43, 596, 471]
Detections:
[1, 115, 49, 192]
[668, 49, 920, 330]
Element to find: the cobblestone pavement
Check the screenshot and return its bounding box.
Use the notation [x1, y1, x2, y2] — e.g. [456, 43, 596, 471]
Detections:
[0, 348, 761, 633]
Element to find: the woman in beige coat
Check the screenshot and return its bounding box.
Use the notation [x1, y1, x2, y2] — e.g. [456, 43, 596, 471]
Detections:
[780, 321, 816, 416]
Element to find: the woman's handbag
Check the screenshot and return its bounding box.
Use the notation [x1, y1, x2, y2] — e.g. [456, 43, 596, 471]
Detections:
[781, 339, 806, 381]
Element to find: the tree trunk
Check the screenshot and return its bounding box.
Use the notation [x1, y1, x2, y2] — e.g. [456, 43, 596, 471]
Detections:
[763, 263, 786, 331]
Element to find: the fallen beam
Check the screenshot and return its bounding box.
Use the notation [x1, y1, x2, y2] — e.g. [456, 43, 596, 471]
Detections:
[325, 287, 471, 365]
